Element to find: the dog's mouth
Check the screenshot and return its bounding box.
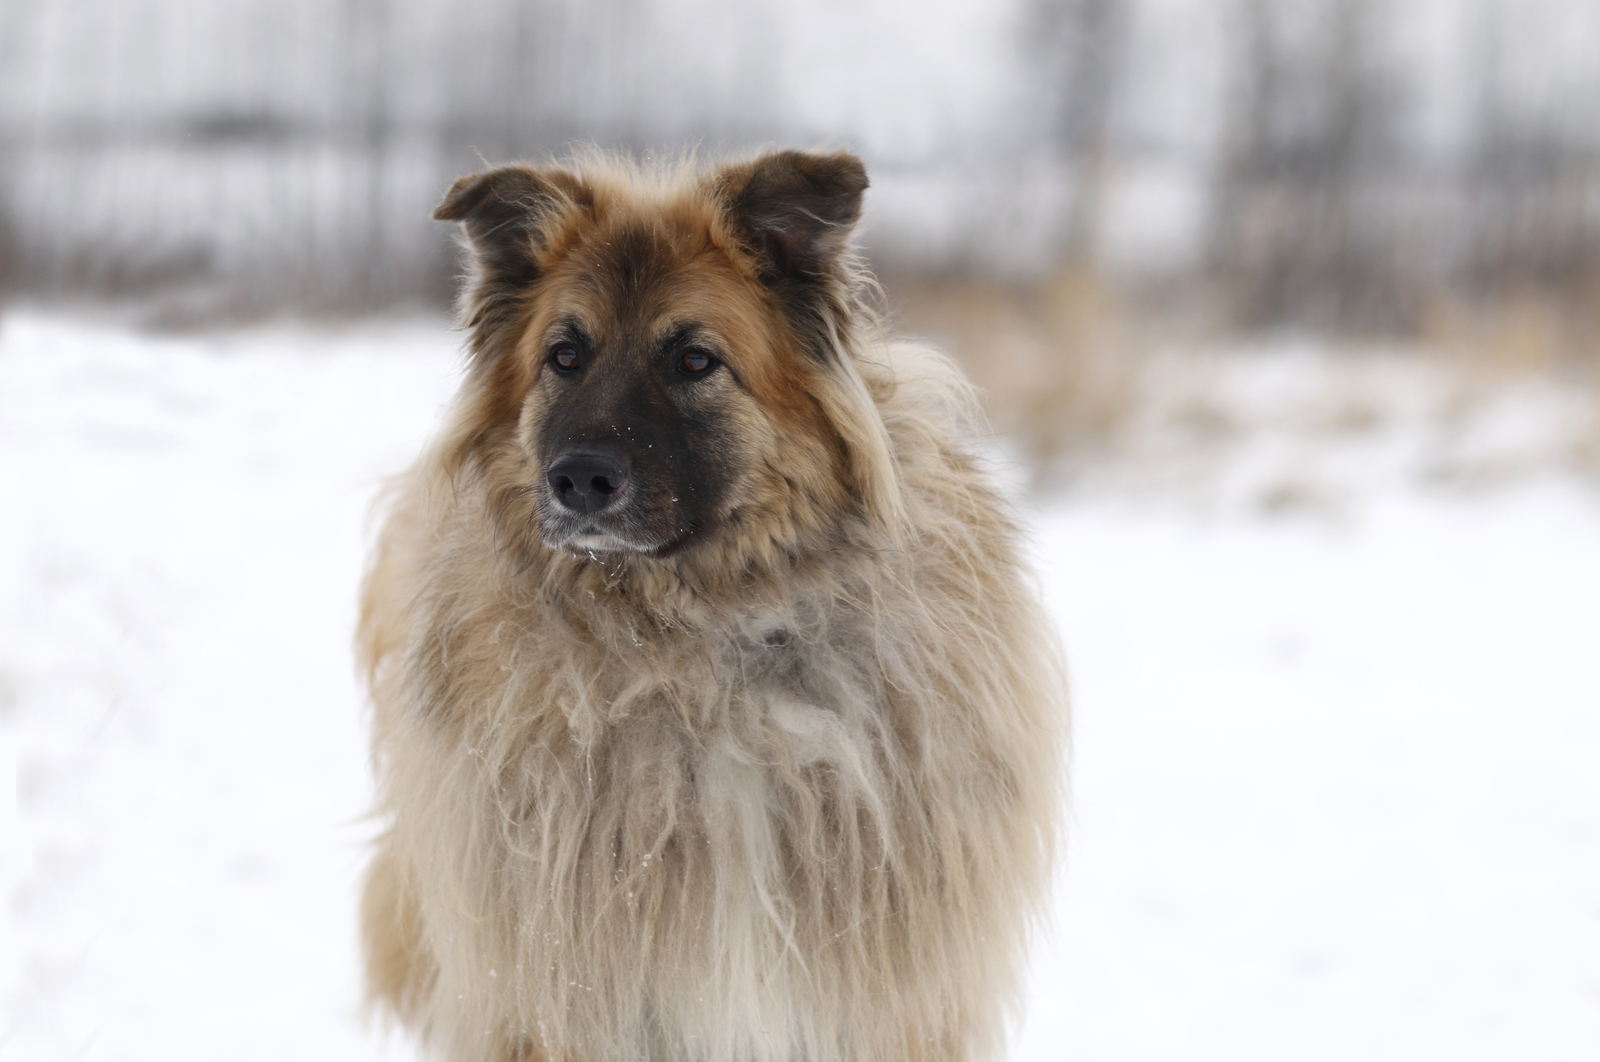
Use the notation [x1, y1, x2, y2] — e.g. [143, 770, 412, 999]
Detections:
[538, 499, 692, 557]
[564, 529, 645, 555]
[552, 525, 698, 558]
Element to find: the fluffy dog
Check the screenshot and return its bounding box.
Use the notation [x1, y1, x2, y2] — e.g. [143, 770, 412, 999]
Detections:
[358, 149, 1065, 1062]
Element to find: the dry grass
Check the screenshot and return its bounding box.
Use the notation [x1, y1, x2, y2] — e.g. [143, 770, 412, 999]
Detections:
[888, 267, 1156, 482]
[1423, 292, 1600, 485]
[888, 270, 1600, 504]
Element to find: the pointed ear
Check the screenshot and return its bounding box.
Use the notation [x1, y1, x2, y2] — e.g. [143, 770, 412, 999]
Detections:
[434, 164, 592, 355]
[435, 164, 592, 282]
[713, 149, 868, 321]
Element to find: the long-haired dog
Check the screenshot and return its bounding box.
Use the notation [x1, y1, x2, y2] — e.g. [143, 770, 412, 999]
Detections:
[358, 149, 1065, 1062]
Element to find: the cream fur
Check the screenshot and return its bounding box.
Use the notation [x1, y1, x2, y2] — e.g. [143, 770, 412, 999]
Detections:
[358, 155, 1066, 1062]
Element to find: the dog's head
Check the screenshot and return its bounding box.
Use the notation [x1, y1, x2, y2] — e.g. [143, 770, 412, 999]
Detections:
[434, 150, 896, 569]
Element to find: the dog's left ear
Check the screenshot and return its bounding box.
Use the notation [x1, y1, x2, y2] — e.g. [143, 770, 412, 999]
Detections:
[714, 149, 868, 302]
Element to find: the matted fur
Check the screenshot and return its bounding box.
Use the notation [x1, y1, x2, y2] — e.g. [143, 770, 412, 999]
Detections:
[358, 149, 1066, 1062]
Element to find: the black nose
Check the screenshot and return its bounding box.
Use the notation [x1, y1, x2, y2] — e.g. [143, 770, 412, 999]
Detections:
[547, 452, 629, 514]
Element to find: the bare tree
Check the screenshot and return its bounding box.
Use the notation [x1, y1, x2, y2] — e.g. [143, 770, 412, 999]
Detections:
[0, 0, 45, 296]
[1029, 0, 1128, 269]
[1461, 0, 1600, 310]
[1210, 0, 1411, 331]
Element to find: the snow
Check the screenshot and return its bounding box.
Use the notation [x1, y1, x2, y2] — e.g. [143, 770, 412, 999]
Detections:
[4, 312, 1597, 1060]
[1021, 493, 1600, 1060]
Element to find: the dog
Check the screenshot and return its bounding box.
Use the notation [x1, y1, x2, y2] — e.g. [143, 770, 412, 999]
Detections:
[357, 149, 1065, 1062]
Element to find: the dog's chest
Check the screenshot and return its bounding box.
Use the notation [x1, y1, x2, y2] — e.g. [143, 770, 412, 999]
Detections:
[514, 605, 890, 894]
[471, 604, 898, 1047]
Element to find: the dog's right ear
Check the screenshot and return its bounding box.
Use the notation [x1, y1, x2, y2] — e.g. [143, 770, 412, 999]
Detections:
[434, 165, 592, 332]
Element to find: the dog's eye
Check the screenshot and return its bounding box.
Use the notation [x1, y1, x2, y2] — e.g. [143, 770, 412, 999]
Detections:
[550, 344, 581, 372]
[679, 348, 714, 375]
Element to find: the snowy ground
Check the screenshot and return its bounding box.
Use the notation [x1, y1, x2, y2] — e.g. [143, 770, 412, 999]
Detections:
[3, 312, 1597, 1060]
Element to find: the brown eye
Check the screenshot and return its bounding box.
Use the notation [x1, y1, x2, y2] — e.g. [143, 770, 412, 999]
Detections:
[679, 348, 713, 375]
[551, 344, 580, 372]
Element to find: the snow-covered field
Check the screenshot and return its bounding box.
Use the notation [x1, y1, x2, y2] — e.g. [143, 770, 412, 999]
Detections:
[3, 312, 1597, 1060]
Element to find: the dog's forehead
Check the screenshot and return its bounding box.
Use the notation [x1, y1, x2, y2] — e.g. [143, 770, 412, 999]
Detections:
[568, 196, 716, 283]
[542, 207, 759, 345]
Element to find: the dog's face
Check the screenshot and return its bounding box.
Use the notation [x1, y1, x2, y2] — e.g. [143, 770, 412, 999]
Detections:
[518, 221, 786, 557]
[435, 152, 872, 563]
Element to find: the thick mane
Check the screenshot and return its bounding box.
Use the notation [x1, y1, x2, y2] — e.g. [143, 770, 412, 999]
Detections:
[359, 151, 1065, 1062]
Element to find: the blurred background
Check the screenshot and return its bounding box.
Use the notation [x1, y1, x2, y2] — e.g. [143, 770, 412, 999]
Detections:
[4, 0, 1600, 485]
[8, 0, 1600, 319]
[4, 2, 1599, 1060]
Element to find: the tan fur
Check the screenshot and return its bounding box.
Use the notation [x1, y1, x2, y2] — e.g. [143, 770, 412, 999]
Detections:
[358, 151, 1066, 1062]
